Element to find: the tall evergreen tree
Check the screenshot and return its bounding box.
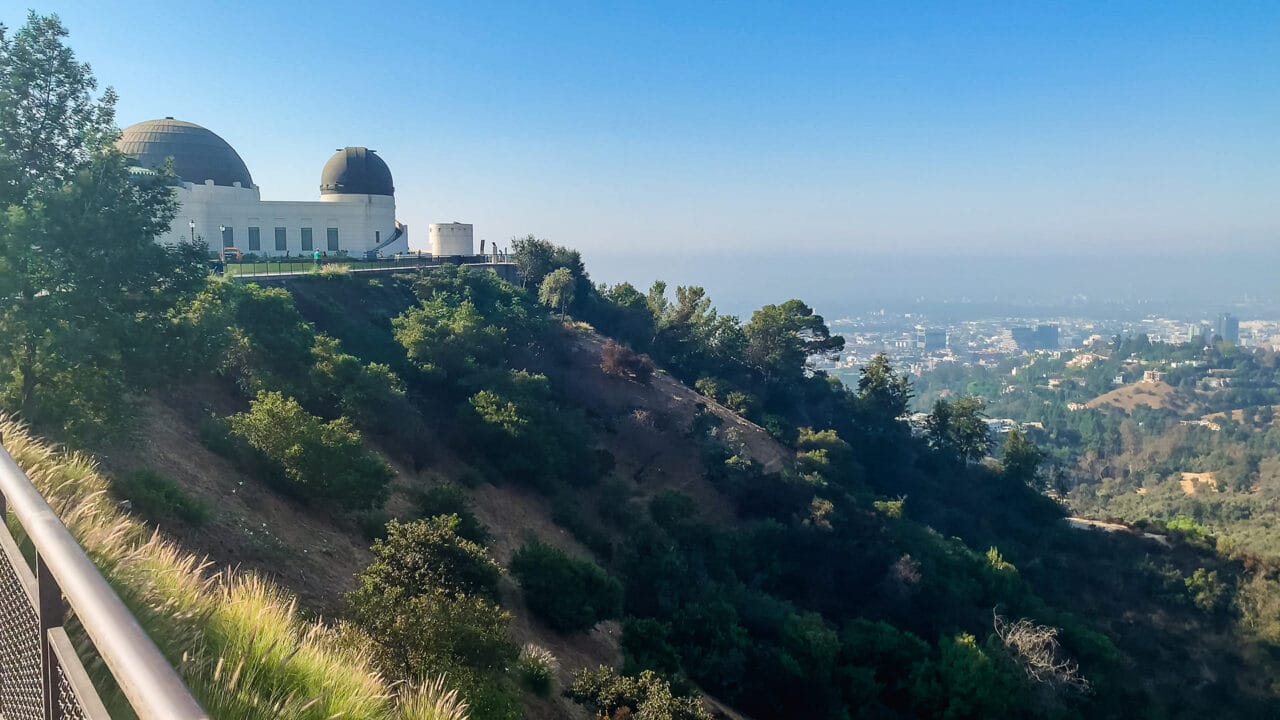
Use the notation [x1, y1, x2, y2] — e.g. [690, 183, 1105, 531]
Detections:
[0, 12, 205, 438]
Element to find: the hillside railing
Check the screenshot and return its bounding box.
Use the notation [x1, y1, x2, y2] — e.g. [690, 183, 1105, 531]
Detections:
[0, 439, 208, 720]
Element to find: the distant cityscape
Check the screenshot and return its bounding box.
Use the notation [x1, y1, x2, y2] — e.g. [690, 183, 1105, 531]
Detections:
[819, 309, 1266, 384]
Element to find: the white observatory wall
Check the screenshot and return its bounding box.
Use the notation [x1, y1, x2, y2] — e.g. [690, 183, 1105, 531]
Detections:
[159, 184, 399, 257]
[429, 223, 474, 256]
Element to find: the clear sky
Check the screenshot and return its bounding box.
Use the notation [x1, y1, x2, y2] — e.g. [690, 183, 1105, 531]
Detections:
[12, 2, 1280, 296]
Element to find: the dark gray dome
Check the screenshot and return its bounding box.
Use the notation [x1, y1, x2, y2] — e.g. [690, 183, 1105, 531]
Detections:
[117, 118, 254, 187]
[320, 147, 394, 196]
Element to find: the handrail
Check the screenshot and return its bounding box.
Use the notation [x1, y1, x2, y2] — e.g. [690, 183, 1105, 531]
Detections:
[0, 441, 209, 720]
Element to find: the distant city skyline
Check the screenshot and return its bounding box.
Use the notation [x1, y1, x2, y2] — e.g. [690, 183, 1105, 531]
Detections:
[17, 3, 1280, 269]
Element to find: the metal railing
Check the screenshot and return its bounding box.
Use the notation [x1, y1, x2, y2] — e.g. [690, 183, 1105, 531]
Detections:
[0, 439, 208, 720]
[219, 254, 513, 278]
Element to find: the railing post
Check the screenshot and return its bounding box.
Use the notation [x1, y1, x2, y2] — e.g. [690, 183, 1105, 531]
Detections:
[38, 554, 66, 720]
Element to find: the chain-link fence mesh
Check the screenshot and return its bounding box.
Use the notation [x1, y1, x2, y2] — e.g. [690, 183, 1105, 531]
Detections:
[1, 521, 109, 720]
[0, 525, 42, 720]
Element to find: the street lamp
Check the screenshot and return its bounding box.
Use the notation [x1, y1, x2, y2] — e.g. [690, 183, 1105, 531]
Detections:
[189, 219, 195, 243]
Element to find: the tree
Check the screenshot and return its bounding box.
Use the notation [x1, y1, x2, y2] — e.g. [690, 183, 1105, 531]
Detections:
[227, 391, 393, 508]
[347, 514, 518, 718]
[0, 13, 205, 438]
[538, 266, 576, 318]
[0, 12, 117, 189]
[510, 540, 623, 632]
[743, 299, 844, 382]
[354, 516, 501, 601]
[511, 234, 585, 290]
[393, 297, 506, 385]
[999, 428, 1045, 488]
[858, 354, 913, 423]
[992, 613, 1089, 695]
[927, 396, 991, 463]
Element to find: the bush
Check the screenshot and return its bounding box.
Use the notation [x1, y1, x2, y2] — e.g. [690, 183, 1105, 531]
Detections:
[600, 339, 655, 384]
[621, 617, 683, 677]
[112, 469, 210, 526]
[1185, 567, 1230, 615]
[227, 390, 393, 509]
[355, 516, 501, 601]
[516, 643, 559, 698]
[416, 483, 490, 545]
[510, 540, 623, 632]
[649, 491, 698, 529]
[347, 515, 519, 717]
[567, 666, 712, 720]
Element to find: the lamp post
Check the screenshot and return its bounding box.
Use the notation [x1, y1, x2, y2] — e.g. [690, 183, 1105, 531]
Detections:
[189, 219, 195, 243]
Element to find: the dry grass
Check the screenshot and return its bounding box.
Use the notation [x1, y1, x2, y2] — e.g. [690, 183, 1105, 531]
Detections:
[0, 416, 457, 720]
[1085, 381, 1193, 414]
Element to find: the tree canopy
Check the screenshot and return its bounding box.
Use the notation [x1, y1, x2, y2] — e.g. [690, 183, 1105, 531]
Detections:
[0, 12, 206, 439]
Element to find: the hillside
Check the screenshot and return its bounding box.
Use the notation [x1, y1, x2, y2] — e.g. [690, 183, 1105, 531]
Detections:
[1085, 380, 1195, 414]
[103, 320, 787, 718]
[11, 262, 1280, 719]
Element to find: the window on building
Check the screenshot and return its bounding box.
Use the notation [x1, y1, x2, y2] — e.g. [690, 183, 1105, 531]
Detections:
[300, 227, 313, 251]
[221, 226, 233, 248]
[247, 226, 261, 251]
[327, 227, 339, 251]
[274, 226, 287, 251]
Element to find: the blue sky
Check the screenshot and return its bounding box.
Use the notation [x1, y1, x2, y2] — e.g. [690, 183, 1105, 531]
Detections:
[15, 2, 1280, 277]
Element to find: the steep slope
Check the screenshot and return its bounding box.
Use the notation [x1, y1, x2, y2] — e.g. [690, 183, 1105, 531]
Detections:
[100, 281, 791, 718]
[87, 272, 1280, 719]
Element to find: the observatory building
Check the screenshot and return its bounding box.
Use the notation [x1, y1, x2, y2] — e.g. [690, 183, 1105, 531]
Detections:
[116, 118, 411, 257]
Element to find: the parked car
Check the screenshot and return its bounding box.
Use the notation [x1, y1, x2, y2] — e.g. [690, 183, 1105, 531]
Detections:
[221, 247, 243, 262]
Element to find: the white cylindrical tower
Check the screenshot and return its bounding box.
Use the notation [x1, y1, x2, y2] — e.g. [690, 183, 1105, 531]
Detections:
[429, 223, 474, 256]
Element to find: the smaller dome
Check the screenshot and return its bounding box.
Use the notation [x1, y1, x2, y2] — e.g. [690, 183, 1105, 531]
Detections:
[320, 147, 394, 196]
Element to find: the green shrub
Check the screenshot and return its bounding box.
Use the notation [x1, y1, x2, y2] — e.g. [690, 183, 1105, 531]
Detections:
[621, 617, 683, 677]
[649, 491, 698, 529]
[198, 415, 239, 457]
[516, 643, 559, 698]
[355, 516, 501, 601]
[357, 509, 392, 541]
[1185, 567, 1230, 614]
[510, 540, 623, 632]
[416, 483, 490, 545]
[227, 390, 393, 509]
[1166, 515, 1210, 541]
[113, 469, 210, 526]
[347, 515, 519, 718]
[567, 666, 712, 720]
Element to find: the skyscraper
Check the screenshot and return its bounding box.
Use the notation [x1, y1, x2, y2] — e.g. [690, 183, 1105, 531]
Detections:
[1216, 313, 1240, 345]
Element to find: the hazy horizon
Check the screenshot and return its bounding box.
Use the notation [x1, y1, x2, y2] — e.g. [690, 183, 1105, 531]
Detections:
[586, 249, 1280, 320]
[31, 1, 1280, 269]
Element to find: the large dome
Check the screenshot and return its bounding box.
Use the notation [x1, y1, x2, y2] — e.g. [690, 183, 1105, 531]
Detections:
[117, 118, 254, 187]
[320, 147, 394, 196]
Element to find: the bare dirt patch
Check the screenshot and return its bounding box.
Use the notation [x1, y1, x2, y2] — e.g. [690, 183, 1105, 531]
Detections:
[1179, 471, 1218, 495]
[101, 397, 373, 613]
